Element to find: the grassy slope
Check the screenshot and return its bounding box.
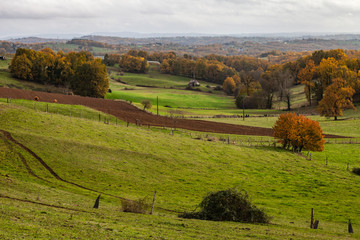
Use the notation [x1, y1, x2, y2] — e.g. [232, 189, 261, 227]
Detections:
[1, 103, 360, 239]
[106, 88, 234, 109]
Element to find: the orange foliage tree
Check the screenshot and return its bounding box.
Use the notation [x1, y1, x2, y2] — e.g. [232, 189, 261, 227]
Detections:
[318, 78, 356, 120]
[273, 113, 324, 152]
[297, 59, 316, 106]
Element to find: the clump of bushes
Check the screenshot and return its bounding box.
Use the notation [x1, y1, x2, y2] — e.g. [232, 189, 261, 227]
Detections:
[352, 168, 360, 175]
[179, 188, 270, 223]
[121, 198, 149, 214]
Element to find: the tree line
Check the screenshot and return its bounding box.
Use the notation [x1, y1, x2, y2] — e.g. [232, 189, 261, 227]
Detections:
[10, 48, 109, 98]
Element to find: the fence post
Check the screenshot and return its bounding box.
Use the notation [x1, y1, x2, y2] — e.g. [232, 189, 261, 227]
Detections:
[150, 190, 157, 215]
[310, 208, 314, 228]
[349, 219, 354, 233]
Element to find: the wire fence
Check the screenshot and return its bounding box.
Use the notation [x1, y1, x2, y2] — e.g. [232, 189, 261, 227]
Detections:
[2, 98, 359, 147]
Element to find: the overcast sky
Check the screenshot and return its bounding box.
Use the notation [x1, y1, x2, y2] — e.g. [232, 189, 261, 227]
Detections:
[1, 0, 360, 39]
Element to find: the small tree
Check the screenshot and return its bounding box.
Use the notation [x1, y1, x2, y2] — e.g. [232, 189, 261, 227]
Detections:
[141, 100, 152, 110]
[318, 78, 356, 120]
[273, 113, 324, 152]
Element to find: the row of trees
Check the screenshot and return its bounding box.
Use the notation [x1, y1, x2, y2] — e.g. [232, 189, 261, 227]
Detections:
[10, 48, 109, 98]
[104, 49, 358, 118]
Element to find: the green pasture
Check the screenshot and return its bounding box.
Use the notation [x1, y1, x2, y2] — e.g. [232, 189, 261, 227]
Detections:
[109, 67, 219, 92]
[106, 88, 234, 109]
[1, 102, 360, 239]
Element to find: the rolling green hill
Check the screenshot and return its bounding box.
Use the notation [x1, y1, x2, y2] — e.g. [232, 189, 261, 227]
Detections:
[1, 102, 360, 239]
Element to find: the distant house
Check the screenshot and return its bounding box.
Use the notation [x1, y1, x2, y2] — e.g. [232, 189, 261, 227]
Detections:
[188, 79, 200, 87]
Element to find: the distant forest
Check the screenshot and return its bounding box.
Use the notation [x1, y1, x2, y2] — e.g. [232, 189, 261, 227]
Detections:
[3, 34, 360, 63]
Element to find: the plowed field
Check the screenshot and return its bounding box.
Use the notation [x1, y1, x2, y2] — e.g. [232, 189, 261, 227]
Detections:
[0, 87, 343, 138]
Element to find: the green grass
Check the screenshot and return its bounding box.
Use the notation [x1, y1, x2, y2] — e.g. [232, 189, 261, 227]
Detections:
[1, 102, 360, 239]
[110, 66, 218, 92]
[106, 88, 234, 109]
[0, 59, 10, 69]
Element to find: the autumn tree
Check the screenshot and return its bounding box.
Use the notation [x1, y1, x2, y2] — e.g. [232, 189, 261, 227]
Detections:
[223, 77, 236, 95]
[273, 113, 298, 149]
[10, 48, 109, 98]
[119, 54, 149, 73]
[297, 59, 316, 106]
[260, 65, 281, 109]
[273, 113, 324, 152]
[318, 78, 356, 120]
[72, 59, 109, 98]
[103, 53, 121, 66]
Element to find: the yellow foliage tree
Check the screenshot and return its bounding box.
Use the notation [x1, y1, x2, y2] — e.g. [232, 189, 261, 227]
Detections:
[222, 77, 236, 95]
[318, 78, 356, 120]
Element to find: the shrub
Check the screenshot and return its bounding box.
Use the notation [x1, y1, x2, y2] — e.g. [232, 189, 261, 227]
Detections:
[121, 198, 149, 214]
[141, 100, 152, 110]
[179, 188, 270, 223]
[352, 168, 360, 176]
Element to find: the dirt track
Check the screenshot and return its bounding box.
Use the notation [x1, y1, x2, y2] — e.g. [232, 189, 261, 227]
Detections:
[0, 87, 343, 138]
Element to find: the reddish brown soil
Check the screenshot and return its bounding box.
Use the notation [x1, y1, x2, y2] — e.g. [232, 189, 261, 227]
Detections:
[0, 87, 344, 138]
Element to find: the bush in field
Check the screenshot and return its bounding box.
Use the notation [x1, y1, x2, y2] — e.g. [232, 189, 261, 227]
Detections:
[352, 168, 360, 176]
[179, 188, 270, 223]
[141, 100, 152, 110]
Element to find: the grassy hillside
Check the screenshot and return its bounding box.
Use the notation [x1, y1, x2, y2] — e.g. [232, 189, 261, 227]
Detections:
[1, 102, 360, 239]
[0, 59, 67, 93]
[106, 88, 234, 109]
[109, 65, 219, 91]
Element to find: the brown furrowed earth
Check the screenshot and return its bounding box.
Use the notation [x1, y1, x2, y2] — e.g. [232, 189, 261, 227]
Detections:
[0, 87, 344, 138]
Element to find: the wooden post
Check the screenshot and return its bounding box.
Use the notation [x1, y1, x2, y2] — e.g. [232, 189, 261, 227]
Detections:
[310, 208, 314, 228]
[99, 114, 101, 122]
[46, 104, 48, 113]
[349, 219, 354, 233]
[313, 220, 319, 229]
[93, 194, 101, 209]
[242, 97, 245, 121]
[150, 190, 157, 215]
[157, 96, 159, 116]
